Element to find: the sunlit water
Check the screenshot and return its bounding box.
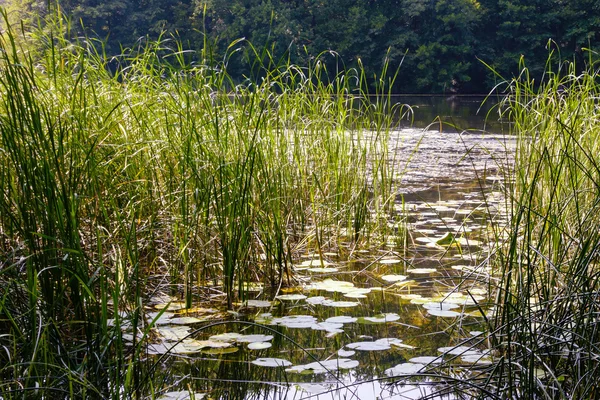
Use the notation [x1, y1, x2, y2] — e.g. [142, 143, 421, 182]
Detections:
[136, 125, 515, 400]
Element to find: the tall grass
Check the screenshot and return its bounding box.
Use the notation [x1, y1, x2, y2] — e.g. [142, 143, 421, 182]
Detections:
[484, 52, 600, 399]
[0, 10, 402, 398]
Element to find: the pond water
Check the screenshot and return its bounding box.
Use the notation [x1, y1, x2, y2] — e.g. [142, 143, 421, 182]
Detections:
[134, 98, 514, 400]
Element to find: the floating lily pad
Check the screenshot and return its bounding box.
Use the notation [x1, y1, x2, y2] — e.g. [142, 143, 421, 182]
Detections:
[422, 302, 460, 311]
[160, 316, 205, 325]
[154, 302, 188, 311]
[322, 300, 360, 308]
[286, 358, 359, 374]
[251, 358, 292, 367]
[438, 346, 481, 356]
[358, 313, 401, 324]
[306, 296, 328, 305]
[156, 326, 190, 341]
[378, 258, 402, 265]
[244, 300, 272, 308]
[338, 349, 355, 357]
[297, 259, 333, 268]
[461, 354, 492, 364]
[346, 341, 391, 351]
[202, 346, 239, 355]
[311, 322, 344, 334]
[272, 315, 318, 329]
[409, 356, 443, 364]
[343, 288, 372, 298]
[306, 279, 356, 294]
[407, 268, 438, 274]
[385, 363, 426, 376]
[157, 391, 206, 400]
[326, 316, 357, 324]
[307, 267, 339, 273]
[235, 334, 274, 343]
[427, 309, 462, 318]
[276, 294, 307, 301]
[381, 274, 408, 283]
[248, 342, 272, 350]
[209, 332, 243, 342]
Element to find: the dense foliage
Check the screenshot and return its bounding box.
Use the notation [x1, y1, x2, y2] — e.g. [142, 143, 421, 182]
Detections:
[3, 0, 599, 93]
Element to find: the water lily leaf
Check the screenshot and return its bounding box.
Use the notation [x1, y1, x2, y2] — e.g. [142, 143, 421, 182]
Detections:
[273, 315, 318, 328]
[326, 316, 357, 324]
[422, 302, 460, 311]
[311, 322, 344, 333]
[307, 267, 339, 273]
[235, 334, 274, 343]
[202, 346, 239, 355]
[407, 268, 438, 274]
[381, 274, 407, 283]
[461, 354, 492, 364]
[338, 349, 355, 357]
[286, 358, 359, 374]
[343, 288, 372, 298]
[438, 346, 481, 356]
[251, 358, 292, 367]
[244, 300, 272, 308]
[385, 362, 426, 376]
[156, 326, 190, 341]
[322, 300, 360, 308]
[358, 313, 401, 324]
[297, 259, 333, 268]
[154, 301, 188, 311]
[160, 316, 205, 325]
[306, 296, 328, 305]
[346, 341, 391, 351]
[306, 279, 355, 293]
[409, 356, 443, 364]
[378, 258, 402, 265]
[157, 391, 206, 400]
[209, 332, 243, 342]
[276, 294, 307, 301]
[427, 309, 462, 317]
[248, 342, 272, 350]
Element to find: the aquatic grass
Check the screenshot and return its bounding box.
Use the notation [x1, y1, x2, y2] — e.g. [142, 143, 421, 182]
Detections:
[484, 53, 600, 399]
[0, 9, 405, 398]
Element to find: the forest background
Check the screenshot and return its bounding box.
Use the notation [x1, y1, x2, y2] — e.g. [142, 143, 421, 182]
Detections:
[3, 0, 600, 93]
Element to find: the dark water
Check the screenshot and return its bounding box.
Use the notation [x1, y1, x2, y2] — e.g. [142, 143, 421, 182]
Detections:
[391, 95, 507, 134]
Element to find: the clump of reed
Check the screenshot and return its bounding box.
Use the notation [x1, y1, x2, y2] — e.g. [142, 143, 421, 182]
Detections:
[485, 52, 600, 399]
[0, 9, 404, 398]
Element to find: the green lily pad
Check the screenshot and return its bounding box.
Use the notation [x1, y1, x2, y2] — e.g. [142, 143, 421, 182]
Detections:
[409, 356, 443, 364]
[346, 341, 391, 351]
[244, 300, 272, 308]
[286, 358, 359, 374]
[385, 362, 426, 376]
[251, 357, 292, 367]
[326, 316, 357, 324]
[248, 342, 272, 350]
[358, 313, 400, 324]
[276, 294, 307, 301]
[157, 391, 206, 400]
[381, 274, 408, 283]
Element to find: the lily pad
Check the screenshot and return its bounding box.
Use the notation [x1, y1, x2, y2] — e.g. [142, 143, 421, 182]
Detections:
[248, 342, 272, 350]
[325, 316, 357, 324]
[378, 258, 402, 265]
[358, 313, 401, 324]
[385, 363, 426, 376]
[381, 274, 408, 283]
[346, 341, 391, 351]
[156, 326, 190, 342]
[307, 267, 339, 273]
[338, 349, 355, 357]
[286, 358, 359, 374]
[251, 358, 293, 368]
[409, 356, 443, 364]
[244, 300, 272, 308]
[322, 300, 360, 308]
[306, 296, 328, 305]
[276, 294, 307, 301]
[273, 315, 318, 328]
[406, 268, 438, 274]
[157, 391, 206, 400]
[438, 346, 481, 356]
[427, 309, 462, 317]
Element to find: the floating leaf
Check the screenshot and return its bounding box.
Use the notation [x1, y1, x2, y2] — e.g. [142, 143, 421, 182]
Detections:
[306, 279, 356, 294]
[422, 302, 460, 311]
[248, 342, 272, 350]
[338, 349, 355, 357]
[385, 363, 426, 376]
[461, 354, 492, 364]
[307, 267, 339, 273]
[209, 332, 243, 342]
[276, 294, 307, 301]
[156, 326, 190, 341]
[154, 302, 188, 311]
[346, 341, 391, 351]
[322, 300, 360, 308]
[236, 334, 274, 343]
[311, 322, 344, 334]
[244, 300, 272, 308]
[251, 358, 292, 367]
[286, 358, 359, 374]
[358, 313, 401, 324]
[157, 391, 206, 400]
[407, 268, 438, 274]
[160, 316, 205, 325]
[306, 296, 328, 305]
[202, 347, 239, 355]
[438, 346, 481, 356]
[409, 356, 443, 364]
[381, 274, 407, 283]
[273, 315, 318, 329]
[326, 316, 357, 324]
[378, 258, 402, 265]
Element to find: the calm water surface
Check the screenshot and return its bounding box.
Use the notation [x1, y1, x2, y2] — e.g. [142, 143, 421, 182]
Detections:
[144, 98, 514, 400]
